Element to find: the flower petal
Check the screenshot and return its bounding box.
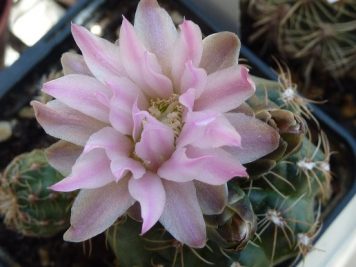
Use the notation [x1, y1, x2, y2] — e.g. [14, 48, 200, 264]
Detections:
[42, 74, 111, 123]
[194, 181, 227, 215]
[134, 0, 177, 74]
[120, 18, 173, 98]
[159, 180, 206, 248]
[83, 127, 145, 180]
[31, 100, 106, 146]
[128, 172, 165, 234]
[83, 127, 132, 158]
[194, 66, 255, 113]
[224, 113, 280, 164]
[71, 24, 125, 81]
[158, 146, 247, 185]
[171, 20, 203, 88]
[50, 148, 115, 192]
[61, 52, 92, 76]
[200, 32, 240, 74]
[180, 61, 207, 96]
[64, 178, 134, 242]
[177, 111, 241, 149]
[46, 141, 83, 176]
[135, 113, 175, 170]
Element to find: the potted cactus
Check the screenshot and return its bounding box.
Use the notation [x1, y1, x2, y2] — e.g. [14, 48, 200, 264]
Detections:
[0, 0, 354, 266]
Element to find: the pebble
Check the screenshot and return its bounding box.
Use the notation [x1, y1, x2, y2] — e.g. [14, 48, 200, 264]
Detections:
[0, 121, 12, 142]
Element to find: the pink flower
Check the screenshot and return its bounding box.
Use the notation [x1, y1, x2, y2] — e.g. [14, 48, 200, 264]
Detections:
[31, 0, 279, 248]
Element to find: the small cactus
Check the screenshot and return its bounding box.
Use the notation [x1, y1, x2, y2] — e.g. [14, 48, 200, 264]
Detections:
[245, 0, 356, 80]
[0, 149, 75, 237]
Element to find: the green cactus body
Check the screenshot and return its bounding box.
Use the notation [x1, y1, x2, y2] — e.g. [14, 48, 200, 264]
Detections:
[245, 0, 356, 79]
[0, 149, 74, 237]
[106, 72, 331, 267]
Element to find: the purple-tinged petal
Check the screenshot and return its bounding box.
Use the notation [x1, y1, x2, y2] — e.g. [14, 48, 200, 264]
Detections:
[43, 74, 111, 123]
[194, 181, 227, 215]
[224, 113, 280, 164]
[158, 146, 247, 185]
[71, 24, 125, 81]
[159, 180, 206, 248]
[132, 102, 146, 142]
[61, 52, 92, 76]
[50, 148, 115, 192]
[134, 0, 177, 74]
[194, 66, 255, 113]
[83, 127, 132, 158]
[171, 20, 203, 88]
[64, 178, 134, 242]
[31, 100, 106, 146]
[200, 32, 240, 74]
[180, 61, 207, 96]
[128, 172, 165, 234]
[135, 114, 175, 170]
[46, 141, 82, 176]
[177, 111, 241, 149]
[120, 18, 173, 98]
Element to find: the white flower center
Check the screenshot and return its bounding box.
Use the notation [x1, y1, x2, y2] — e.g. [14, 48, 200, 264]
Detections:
[148, 94, 183, 138]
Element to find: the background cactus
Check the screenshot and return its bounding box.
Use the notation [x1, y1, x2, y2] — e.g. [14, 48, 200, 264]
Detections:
[244, 0, 356, 82]
[0, 149, 75, 237]
[106, 70, 332, 266]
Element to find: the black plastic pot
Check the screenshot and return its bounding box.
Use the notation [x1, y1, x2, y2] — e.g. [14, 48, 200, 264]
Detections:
[0, 0, 354, 266]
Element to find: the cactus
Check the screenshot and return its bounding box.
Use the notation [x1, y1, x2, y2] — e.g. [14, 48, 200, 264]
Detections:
[245, 0, 356, 81]
[106, 69, 332, 266]
[0, 149, 75, 237]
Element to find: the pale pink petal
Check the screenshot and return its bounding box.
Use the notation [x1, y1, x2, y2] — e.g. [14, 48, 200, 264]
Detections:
[50, 148, 115, 192]
[171, 20, 203, 88]
[200, 32, 240, 74]
[158, 146, 247, 185]
[132, 101, 146, 142]
[64, 178, 134, 242]
[106, 76, 148, 113]
[110, 108, 132, 135]
[42, 74, 111, 123]
[134, 0, 177, 74]
[159, 180, 206, 248]
[128, 172, 165, 234]
[224, 113, 280, 164]
[142, 52, 173, 98]
[46, 141, 83, 176]
[61, 52, 92, 76]
[83, 127, 132, 158]
[180, 61, 207, 96]
[194, 182, 227, 215]
[194, 66, 255, 113]
[178, 88, 196, 113]
[31, 100, 106, 146]
[177, 111, 241, 149]
[119, 18, 173, 98]
[110, 156, 145, 181]
[135, 113, 175, 170]
[71, 24, 125, 81]
[83, 127, 145, 180]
